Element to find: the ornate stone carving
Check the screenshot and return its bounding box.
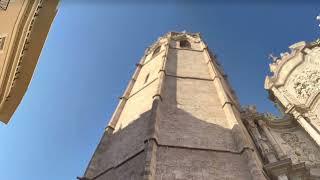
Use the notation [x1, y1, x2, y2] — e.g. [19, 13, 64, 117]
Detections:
[247, 120, 272, 155]
[305, 111, 320, 131]
[292, 68, 320, 101]
[170, 32, 201, 43]
[280, 132, 320, 166]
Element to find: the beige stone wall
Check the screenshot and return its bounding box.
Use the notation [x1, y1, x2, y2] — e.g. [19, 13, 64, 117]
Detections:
[166, 49, 211, 79]
[158, 47, 235, 151]
[85, 38, 167, 179]
[114, 81, 157, 130]
[0, 0, 59, 123]
[114, 46, 164, 131]
[0, 0, 25, 71]
[155, 147, 252, 180]
[313, 102, 320, 129]
[95, 151, 146, 180]
[0, 0, 29, 103]
[158, 76, 236, 150]
[84, 32, 265, 180]
[86, 114, 150, 178]
[269, 127, 320, 167]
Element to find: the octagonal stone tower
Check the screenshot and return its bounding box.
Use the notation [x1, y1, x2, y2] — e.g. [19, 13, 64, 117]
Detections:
[81, 32, 267, 180]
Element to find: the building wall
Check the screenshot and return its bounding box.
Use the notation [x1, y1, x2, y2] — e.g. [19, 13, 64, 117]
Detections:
[85, 38, 167, 179]
[0, 0, 59, 123]
[158, 47, 235, 151]
[114, 45, 164, 131]
[242, 105, 320, 179]
[84, 32, 266, 180]
[155, 147, 252, 180]
[0, 0, 27, 90]
[94, 151, 146, 180]
[269, 127, 320, 167]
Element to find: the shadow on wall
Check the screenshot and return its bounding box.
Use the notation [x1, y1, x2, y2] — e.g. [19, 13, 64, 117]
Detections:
[83, 48, 255, 180]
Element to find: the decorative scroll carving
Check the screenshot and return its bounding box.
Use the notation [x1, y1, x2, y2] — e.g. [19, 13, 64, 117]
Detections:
[280, 132, 320, 166]
[293, 68, 320, 101]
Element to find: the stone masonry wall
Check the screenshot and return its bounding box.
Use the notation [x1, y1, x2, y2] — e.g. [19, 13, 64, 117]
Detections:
[155, 146, 252, 180]
[84, 33, 265, 180]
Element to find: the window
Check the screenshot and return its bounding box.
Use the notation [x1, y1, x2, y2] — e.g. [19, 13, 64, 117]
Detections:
[144, 73, 150, 84]
[0, 0, 10, 11]
[0, 36, 6, 51]
[152, 46, 161, 57]
[179, 40, 191, 48]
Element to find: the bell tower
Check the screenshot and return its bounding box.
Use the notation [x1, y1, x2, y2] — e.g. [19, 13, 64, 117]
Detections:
[81, 32, 266, 180]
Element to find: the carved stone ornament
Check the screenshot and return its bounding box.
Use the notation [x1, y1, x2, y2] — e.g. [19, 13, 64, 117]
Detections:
[280, 132, 320, 166]
[170, 33, 201, 43]
[292, 68, 320, 101]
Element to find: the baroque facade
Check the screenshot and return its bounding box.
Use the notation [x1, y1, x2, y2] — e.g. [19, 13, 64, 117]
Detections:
[242, 40, 320, 179]
[0, 0, 59, 123]
[81, 32, 320, 180]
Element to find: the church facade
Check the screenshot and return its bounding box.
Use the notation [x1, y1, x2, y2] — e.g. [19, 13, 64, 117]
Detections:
[81, 32, 320, 180]
[242, 40, 320, 179]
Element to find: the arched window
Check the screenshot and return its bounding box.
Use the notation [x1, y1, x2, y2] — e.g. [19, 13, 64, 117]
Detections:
[152, 46, 161, 57]
[144, 73, 150, 84]
[179, 40, 191, 48]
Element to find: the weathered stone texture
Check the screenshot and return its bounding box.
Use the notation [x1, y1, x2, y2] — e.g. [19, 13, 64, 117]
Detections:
[262, 40, 320, 178]
[155, 147, 252, 180]
[114, 48, 163, 131]
[270, 128, 320, 167]
[130, 52, 163, 94]
[86, 112, 150, 178]
[95, 151, 146, 180]
[265, 42, 320, 146]
[83, 32, 265, 180]
[166, 49, 211, 79]
[158, 77, 235, 151]
[0, 0, 59, 123]
[115, 81, 157, 130]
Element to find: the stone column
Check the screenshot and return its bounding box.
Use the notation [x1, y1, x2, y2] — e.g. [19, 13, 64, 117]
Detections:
[247, 120, 278, 163]
[257, 120, 286, 159]
[277, 174, 289, 180]
[292, 110, 320, 146]
[143, 139, 158, 180]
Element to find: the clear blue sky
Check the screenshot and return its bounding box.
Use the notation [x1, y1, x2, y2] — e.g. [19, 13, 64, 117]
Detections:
[0, 1, 319, 179]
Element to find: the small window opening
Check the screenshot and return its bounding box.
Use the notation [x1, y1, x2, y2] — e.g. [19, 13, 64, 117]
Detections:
[0, 36, 6, 50]
[179, 40, 191, 48]
[152, 46, 161, 57]
[0, 0, 10, 11]
[144, 73, 150, 84]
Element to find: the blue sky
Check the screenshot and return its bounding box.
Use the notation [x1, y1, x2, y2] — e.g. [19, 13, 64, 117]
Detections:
[0, 1, 319, 180]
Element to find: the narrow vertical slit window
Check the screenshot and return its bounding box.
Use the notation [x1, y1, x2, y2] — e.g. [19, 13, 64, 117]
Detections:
[0, 36, 6, 51]
[179, 40, 191, 48]
[144, 73, 150, 84]
[152, 46, 161, 57]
